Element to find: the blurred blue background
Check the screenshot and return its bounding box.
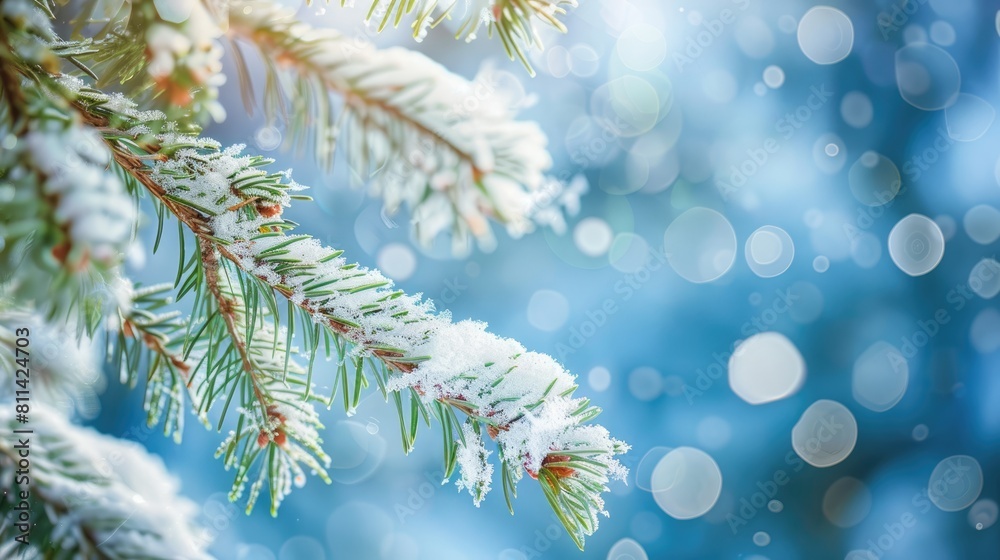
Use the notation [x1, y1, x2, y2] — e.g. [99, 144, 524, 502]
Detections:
[90, 0, 1000, 558]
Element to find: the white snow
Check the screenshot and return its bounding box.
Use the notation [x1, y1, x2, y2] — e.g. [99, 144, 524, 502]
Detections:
[0, 404, 212, 558]
[24, 121, 136, 267]
[230, 3, 580, 251]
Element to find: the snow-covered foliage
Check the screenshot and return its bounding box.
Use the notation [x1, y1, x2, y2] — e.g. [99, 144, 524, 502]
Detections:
[0, 102, 135, 320]
[209, 264, 333, 515]
[228, 1, 580, 252]
[0, 311, 105, 418]
[0, 404, 213, 559]
[0, 115, 134, 270]
[142, 125, 627, 537]
[145, 0, 227, 121]
[347, 0, 579, 71]
[0, 0, 625, 551]
[24, 121, 136, 266]
[455, 423, 494, 506]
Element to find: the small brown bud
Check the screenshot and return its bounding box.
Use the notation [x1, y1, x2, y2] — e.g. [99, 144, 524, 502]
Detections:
[256, 202, 283, 218]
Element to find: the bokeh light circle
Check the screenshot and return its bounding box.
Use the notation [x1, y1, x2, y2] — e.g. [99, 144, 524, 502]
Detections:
[609, 233, 651, 274]
[545, 194, 635, 270]
[664, 207, 737, 283]
[607, 538, 649, 560]
[968, 499, 999, 530]
[792, 400, 858, 468]
[763, 65, 785, 88]
[650, 447, 723, 520]
[969, 258, 1000, 299]
[850, 232, 882, 269]
[945, 94, 995, 142]
[928, 455, 983, 512]
[628, 367, 663, 401]
[376, 243, 417, 281]
[811, 132, 847, 175]
[963, 204, 1000, 244]
[254, 126, 282, 151]
[569, 44, 601, 77]
[841, 91, 874, 128]
[616, 24, 667, 71]
[574, 217, 615, 257]
[745, 226, 795, 277]
[589, 366, 612, 392]
[591, 75, 669, 138]
[888, 214, 945, 276]
[813, 256, 830, 273]
[930, 21, 956, 46]
[895, 43, 961, 110]
[852, 341, 909, 412]
[848, 151, 901, 206]
[327, 421, 387, 484]
[786, 282, 823, 325]
[526, 289, 570, 332]
[729, 332, 806, 404]
[822, 477, 872, 528]
[797, 7, 854, 65]
[736, 17, 775, 59]
[635, 447, 671, 492]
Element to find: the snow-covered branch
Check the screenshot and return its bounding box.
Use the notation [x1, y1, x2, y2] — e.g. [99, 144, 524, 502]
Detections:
[0, 311, 105, 418]
[67, 77, 627, 548]
[0, 0, 627, 550]
[338, 0, 578, 73]
[0, 404, 212, 559]
[228, 0, 578, 252]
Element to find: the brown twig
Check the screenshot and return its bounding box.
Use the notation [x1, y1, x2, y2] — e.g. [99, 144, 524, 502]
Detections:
[199, 239, 272, 419]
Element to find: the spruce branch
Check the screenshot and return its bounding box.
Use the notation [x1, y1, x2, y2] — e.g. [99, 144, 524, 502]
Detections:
[53, 0, 228, 123]
[227, 0, 577, 252]
[3, 0, 627, 549]
[0, 26, 135, 328]
[60, 80, 627, 548]
[111, 281, 200, 442]
[199, 240, 272, 418]
[0, 404, 213, 559]
[0, 309, 105, 417]
[330, 0, 578, 74]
